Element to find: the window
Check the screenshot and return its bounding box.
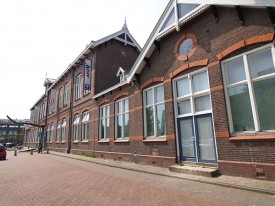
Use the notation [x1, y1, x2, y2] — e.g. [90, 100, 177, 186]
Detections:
[222, 45, 275, 133]
[175, 70, 211, 117]
[64, 83, 68, 105]
[50, 123, 54, 142]
[73, 114, 80, 141]
[81, 111, 89, 141]
[75, 74, 81, 100]
[115, 98, 129, 139]
[61, 118, 66, 142]
[99, 105, 110, 140]
[178, 38, 193, 56]
[47, 123, 53, 142]
[56, 120, 61, 142]
[44, 101, 47, 117]
[59, 87, 63, 108]
[47, 124, 50, 142]
[143, 85, 166, 138]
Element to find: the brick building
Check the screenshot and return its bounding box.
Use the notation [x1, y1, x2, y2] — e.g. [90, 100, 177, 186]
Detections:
[0, 119, 26, 135]
[25, 1, 275, 180]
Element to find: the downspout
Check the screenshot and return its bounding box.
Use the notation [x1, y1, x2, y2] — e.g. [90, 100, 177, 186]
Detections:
[43, 89, 50, 150]
[67, 67, 75, 154]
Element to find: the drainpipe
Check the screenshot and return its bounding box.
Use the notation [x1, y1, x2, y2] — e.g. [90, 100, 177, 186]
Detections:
[67, 67, 75, 154]
[43, 89, 50, 150]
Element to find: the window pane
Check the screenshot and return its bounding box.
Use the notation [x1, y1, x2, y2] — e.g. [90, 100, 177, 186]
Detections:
[248, 49, 275, 79]
[156, 86, 164, 103]
[177, 99, 191, 115]
[177, 78, 190, 97]
[117, 101, 122, 114]
[106, 118, 110, 138]
[254, 78, 275, 130]
[100, 107, 104, 118]
[124, 99, 129, 112]
[106, 106, 110, 117]
[192, 72, 209, 92]
[225, 58, 246, 85]
[124, 113, 129, 138]
[100, 119, 105, 139]
[145, 89, 153, 105]
[156, 104, 166, 136]
[228, 85, 255, 131]
[194, 95, 211, 112]
[146, 107, 154, 136]
[117, 115, 122, 138]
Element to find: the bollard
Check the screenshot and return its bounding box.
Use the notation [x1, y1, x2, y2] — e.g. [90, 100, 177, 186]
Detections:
[14, 149, 17, 156]
[30, 149, 33, 155]
[47, 148, 49, 154]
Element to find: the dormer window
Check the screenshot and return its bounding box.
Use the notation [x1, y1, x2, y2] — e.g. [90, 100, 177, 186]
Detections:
[116, 67, 126, 83]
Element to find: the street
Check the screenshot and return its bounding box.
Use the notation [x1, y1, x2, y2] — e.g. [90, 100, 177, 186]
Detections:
[0, 151, 274, 206]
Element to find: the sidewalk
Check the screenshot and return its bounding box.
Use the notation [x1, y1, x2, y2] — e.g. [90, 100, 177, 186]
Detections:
[30, 150, 275, 195]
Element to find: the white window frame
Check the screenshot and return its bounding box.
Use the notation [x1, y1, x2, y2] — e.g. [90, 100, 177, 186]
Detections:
[143, 84, 166, 139]
[73, 115, 80, 141]
[61, 119, 66, 142]
[115, 98, 129, 139]
[81, 111, 89, 141]
[64, 83, 68, 105]
[75, 74, 82, 100]
[172, 68, 212, 119]
[222, 43, 275, 133]
[56, 120, 61, 142]
[99, 104, 110, 140]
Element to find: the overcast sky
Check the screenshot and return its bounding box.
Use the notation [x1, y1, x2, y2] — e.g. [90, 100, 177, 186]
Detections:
[0, 0, 169, 119]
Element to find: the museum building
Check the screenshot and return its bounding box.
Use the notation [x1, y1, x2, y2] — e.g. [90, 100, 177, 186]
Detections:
[25, 0, 275, 180]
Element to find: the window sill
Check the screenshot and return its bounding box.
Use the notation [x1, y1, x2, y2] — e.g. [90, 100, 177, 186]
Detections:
[229, 132, 275, 142]
[143, 138, 167, 142]
[60, 141, 65, 144]
[81, 140, 89, 143]
[55, 141, 59, 143]
[114, 139, 129, 143]
[73, 141, 79, 143]
[98, 139, 109, 143]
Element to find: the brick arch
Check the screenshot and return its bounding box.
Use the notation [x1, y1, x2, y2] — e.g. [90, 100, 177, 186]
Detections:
[98, 99, 110, 107]
[216, 32, 274, 61]
[169, 59, 209, 79]
[73, 111, 81, 116]
[174, 33, 198, 61]
[140, 77, 164, 90]
[81, 107, 90, 113]
[114, 92, 129, 101]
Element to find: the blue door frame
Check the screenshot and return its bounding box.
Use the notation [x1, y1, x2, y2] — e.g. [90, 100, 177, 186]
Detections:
[178, 113, 217, 164]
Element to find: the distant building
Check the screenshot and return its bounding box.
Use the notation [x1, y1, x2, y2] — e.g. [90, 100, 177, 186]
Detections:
[0, 119, 27, 135]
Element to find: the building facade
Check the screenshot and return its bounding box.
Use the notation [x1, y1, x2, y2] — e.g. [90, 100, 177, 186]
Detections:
[25, 1, 275, 180]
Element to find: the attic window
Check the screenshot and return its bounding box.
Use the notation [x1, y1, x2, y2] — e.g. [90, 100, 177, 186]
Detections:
[174, 33, 197, 61]
[178, 38, 193, 56]
[120, 75, 125, 83]
[117, 67, 126, 83]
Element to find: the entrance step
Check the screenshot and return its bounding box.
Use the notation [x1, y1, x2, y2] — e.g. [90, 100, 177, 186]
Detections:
[169, 163, 219, 177]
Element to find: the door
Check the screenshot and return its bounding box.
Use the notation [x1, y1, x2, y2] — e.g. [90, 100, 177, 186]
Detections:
[178, 117, 196, 161]
[178, 114, 216, 163]
[196, 114, 216, 163]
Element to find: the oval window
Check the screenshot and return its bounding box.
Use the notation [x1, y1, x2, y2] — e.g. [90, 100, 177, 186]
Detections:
[178, 38, 193, 56]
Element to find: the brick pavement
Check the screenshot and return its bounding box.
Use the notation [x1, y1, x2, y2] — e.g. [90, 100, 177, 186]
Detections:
[0, 151, 274, 206]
